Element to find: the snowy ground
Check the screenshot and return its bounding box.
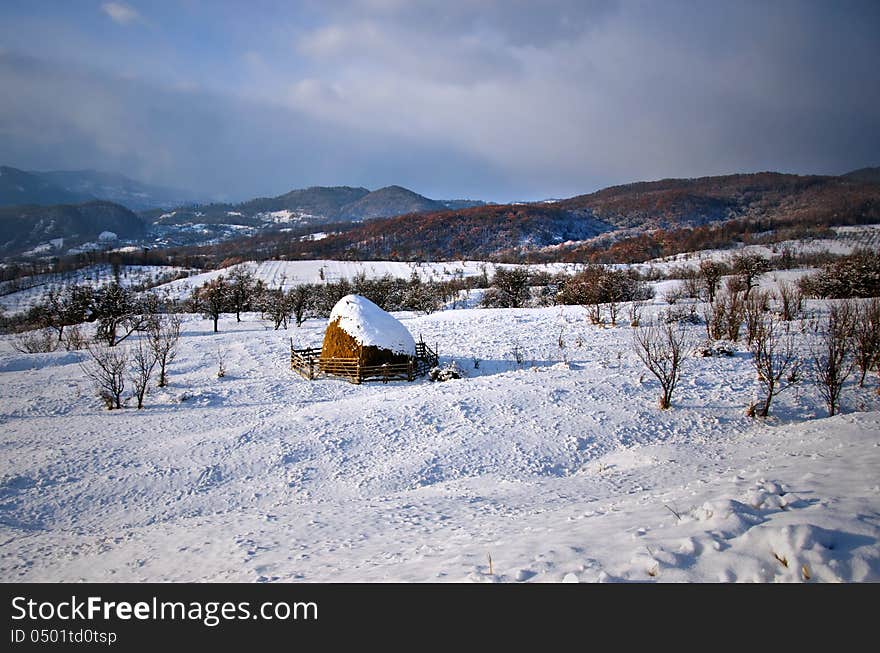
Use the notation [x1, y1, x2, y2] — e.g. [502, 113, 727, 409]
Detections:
[1, 299, 878, 582]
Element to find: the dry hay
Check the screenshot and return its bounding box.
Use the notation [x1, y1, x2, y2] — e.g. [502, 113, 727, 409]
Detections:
[320, 317, 412, 369]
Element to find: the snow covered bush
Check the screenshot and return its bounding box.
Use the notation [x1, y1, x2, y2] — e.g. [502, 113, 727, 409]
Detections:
[697, 341, 736, 357]
[799, 249, 880, 299]
[429, 361, 465, 382]
[481, 266, 532, 309]
[11, 328, 57, 354]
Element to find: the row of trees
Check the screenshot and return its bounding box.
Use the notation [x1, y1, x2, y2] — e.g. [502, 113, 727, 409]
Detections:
[188, 268, 479, 333]
[632, 298, 880, 417]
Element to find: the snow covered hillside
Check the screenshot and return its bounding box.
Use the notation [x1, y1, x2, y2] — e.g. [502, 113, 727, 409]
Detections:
[1, 301, 878, 582]
[0, 264, 195, 315]
[156, 260, 582, 299]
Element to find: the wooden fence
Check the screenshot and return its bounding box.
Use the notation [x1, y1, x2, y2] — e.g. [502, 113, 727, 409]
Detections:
[291, 340, 438, 384]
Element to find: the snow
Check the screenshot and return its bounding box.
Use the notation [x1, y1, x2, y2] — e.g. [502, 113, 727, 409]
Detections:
[638, 225, 880, 274]
[328, 294, 416, 355]
[98, 231, 118, 242]
[0, 298, 878, 582]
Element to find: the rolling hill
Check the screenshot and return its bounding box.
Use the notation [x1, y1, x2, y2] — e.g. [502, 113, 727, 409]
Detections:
[0, 201, 145, 258]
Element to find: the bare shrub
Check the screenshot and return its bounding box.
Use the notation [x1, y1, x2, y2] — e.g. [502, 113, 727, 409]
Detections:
[216, 347, 227, 378]
[586, 302, 603, 325]
[748, 315, 801, 417]
[12, 328, 57, 354]
[482, 266, 531, 309]
[703, 287, 744, 342]
[851, 297, 880, 387]
[633, 322, 693, 409]
[81, 342, 128, 409]
[663, 284, 684, 305]
[628, 299, 645, 327]
[60, 324, 88, 351]
[743, 290, 771, 347]
[681, 273, 703, 299]
[148, 312, 182, 388]
[776, 281, 803, 321]
[130, 339, 158, 410]
[810, 301, 856, 416]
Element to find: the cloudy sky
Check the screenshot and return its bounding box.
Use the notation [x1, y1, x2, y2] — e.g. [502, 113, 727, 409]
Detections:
[1, 1, 878, 202]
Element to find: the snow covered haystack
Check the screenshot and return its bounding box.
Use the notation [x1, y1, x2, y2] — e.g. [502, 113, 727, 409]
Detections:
[321, 294, 416, 369]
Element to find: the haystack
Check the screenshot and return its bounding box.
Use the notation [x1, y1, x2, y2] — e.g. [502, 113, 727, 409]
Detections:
[320, 294, 416, 368]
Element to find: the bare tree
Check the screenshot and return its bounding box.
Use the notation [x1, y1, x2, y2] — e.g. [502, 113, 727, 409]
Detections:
[130, 339, 157, 409]
[263, 286, 293, 330]
[289, 285, 314, 326]
[192, 277, 228, 333]
[810, 301, 856, 416]
[227, 267, 256, 322]
[851, 297, 880, 386]
[698, 260, 725, 303]
[628, 299, 645, 327]
[731, 252, 769, 299]
[633, 322, 693, 409]
[148, 312, 182, 388]
[81, 342, 128, 409]
[94, 282, 151, 346]
[748, 315, 800, 417]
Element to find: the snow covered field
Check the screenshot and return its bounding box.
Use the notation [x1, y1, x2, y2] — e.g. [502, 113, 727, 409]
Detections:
[1, 300, 878, 582]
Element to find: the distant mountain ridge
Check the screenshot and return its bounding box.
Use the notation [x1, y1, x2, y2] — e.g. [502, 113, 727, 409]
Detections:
[842, 167, 880, 184]
[195, 170, 880, 263]
[144, 184, 472, 229]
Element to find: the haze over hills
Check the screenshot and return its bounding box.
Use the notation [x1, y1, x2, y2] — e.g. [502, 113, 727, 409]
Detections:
[0, 166, 92, 207]
[0, 166, 199, 212]
[36, 169, 199, 212]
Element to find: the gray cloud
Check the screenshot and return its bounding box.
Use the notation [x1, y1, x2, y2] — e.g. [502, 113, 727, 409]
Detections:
[1, 1, 878, 202]
[101, 2, 143, 26]
[0, 52, 511, 200]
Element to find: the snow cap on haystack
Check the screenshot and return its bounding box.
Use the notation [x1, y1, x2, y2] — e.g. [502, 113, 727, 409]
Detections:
[326, 294, 416, 356]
